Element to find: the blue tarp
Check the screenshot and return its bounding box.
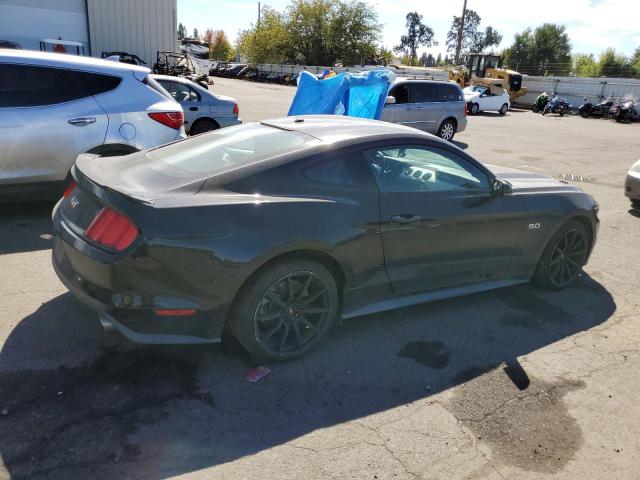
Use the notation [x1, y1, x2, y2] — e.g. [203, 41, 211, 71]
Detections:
[287, 69, 395, 120]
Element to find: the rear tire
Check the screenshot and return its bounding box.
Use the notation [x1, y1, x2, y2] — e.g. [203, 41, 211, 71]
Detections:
[189, 118, 219, 136]
[227, 258, 339, 362]
[499, 103, 509, 115]
[532, 220, 590, 290]
[470, 103, 479, 115]
[437, 119, 456, 142]
[631, 199, 640, 210]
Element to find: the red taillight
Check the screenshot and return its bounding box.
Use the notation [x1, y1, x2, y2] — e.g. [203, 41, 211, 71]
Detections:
[464, 103, 467, 117]
[233, 104, 239, 116]
[154, 309, 196, 316]
[63, 180, 77, 198]
[84, 207, 138, 251]
[148, 111, 184, 130]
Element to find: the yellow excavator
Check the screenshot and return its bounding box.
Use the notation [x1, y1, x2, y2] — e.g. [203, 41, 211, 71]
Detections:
[449, 53, 526, 102]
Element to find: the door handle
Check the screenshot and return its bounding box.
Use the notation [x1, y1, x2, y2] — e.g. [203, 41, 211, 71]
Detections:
[189, 106, 198, 111]
[413, 106, 423, 110]
[391, 214, 422, 224]
[68, 117, 96, 126]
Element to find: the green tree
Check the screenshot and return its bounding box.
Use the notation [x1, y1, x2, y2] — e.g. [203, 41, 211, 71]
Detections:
[237, 0, 380, 66]
[426, 53, 435, 67]
[192, 28, 199, 40]
[445, 9, 501, 57]
[573, 53, 599, 77]
[419, 51, 428, 66]
[177, 22, 187, 41]
[377, 46, 393, 65]
[435, 52, 442, 66]
[209, 30, 234, 61]
[503, 24, 571, 76]
[598, 48, 632, 77]
[393, 12, 437, 66]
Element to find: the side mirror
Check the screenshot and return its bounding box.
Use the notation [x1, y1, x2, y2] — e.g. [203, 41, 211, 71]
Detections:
[385, 95, 396, 105]
[492, 179, 511, 196]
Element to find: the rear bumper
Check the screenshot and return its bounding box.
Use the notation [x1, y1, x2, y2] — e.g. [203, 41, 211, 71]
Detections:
[625, 171, 640, 200]
[216, 117, 242, 128]
[51, 203, 226, 344]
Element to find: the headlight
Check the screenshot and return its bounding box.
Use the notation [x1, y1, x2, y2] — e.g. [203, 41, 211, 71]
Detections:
[630, 159, 640, 173]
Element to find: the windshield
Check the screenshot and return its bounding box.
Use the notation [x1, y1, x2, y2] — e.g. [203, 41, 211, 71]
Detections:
[147, 123, 313, 174]
[463, 86, 486, 94]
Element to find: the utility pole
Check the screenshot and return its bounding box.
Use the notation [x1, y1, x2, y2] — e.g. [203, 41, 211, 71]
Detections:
[454, 0, 467, 65]
[257, 2, 261, 28]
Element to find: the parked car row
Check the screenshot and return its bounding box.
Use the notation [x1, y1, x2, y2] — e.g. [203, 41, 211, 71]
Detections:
[210, 63, 299, 85]
[0, 50, 240, 199]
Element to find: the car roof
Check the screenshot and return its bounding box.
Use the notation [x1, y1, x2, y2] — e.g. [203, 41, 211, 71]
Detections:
[393, 78, 458, 86]
[0, 50, 150, 76]
[261, 115, 438, 145]
[150, 74, 192, 83]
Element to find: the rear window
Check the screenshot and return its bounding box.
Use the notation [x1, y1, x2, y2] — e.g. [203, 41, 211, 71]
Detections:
[147, 123, 314, 174]
[438, 84, 463, 102]
[0, 64, 121, 107]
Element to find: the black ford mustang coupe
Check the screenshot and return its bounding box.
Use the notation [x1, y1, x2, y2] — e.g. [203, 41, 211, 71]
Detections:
[53, 116, 599, 361]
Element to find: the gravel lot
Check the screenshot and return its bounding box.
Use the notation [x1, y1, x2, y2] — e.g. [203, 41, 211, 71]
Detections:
[1, 78, 639, 480]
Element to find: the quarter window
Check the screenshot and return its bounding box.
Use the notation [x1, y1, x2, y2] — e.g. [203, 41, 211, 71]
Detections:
[0, 64, 121, 107]
[304, 156, 354, 185]
[365, 146, 490, 193]
[438, 84, 462, 102]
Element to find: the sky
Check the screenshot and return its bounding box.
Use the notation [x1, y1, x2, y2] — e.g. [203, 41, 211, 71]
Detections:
[178, 0, 640, 59]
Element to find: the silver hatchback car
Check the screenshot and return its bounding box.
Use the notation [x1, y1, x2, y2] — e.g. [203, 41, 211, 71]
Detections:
[152, 74, 241, 135]
[382, 79, 467, 141]
[0, 50, 186, 199]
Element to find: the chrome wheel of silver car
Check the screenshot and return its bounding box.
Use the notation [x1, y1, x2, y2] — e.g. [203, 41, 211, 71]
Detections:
[438, 121, 455, 141]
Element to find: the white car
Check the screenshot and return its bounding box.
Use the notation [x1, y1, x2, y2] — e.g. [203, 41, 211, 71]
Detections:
[0, 50, 186, 199]
[463, 85, 510, 115]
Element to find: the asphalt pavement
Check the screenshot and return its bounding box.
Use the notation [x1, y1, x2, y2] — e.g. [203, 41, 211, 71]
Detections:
[0, 78, 639, 479]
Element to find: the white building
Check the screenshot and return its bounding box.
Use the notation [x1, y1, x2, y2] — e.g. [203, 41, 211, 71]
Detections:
[0, 0, 177, 67]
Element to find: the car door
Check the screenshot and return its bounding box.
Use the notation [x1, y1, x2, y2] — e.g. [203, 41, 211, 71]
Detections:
[381, 83, 410, 126]
[0, 63, 110, 185]
[157, 79, 199, 130]
[365, 142, 527, 295]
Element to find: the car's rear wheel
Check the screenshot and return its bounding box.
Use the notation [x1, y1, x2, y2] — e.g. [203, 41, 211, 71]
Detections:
[499, 103, 509, 115]
[470, 103, 479, 115]
[190, 118, 219, 135]
[631, 199, 640, 210]
[437, 119, 456, 141]
[228, 259, 339, 362]
[532, 104, 539, 113]
[532, 220, 590, 290]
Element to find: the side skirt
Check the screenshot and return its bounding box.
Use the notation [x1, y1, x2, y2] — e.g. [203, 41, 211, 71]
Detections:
[342, 278, 527, 319]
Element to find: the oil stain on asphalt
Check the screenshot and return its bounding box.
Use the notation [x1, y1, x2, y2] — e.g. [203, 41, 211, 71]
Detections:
[448, 366, 584, 473]
[0, 346, 215, 479]
[398, 340, 450, 369]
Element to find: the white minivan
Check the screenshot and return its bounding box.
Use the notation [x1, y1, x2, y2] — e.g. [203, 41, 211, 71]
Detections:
[0, 50, 186, 199]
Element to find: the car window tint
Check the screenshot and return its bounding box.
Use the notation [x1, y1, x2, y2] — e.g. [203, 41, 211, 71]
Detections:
[389, 84, 409, 104]
[304, 156, 353, 185]
[0, 64, 121, 107]
[148, 123, 315, 174]
[158, 80, 198, 102]
[365, 145, 490, 193]
[438, 84, 462, 102]
[410, 83, 438, 103]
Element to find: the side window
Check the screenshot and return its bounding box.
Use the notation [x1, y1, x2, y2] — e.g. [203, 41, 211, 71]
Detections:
[158, 81, 199, 102]
[365, 145, 491, 193]
[303, 156, 354, 185]
[389, 84, 409, 104]
[410, 83, 438, 103]
[438, 84, 463, 102]
[0, 64, 121, 107]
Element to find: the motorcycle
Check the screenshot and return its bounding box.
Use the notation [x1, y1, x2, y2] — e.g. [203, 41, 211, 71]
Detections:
[532, 92, 551, 113]
[579, 97, 614, 118]
[542, 95, 570, 116]
[613, 96, 638, 123]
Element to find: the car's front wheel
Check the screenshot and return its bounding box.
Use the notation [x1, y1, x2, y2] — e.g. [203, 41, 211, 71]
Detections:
[437, 119, 456, 141]
[532, 220, 590, 290]
[470, 103, 479, 115]
[631, 199, 640, 210]
[228, 258, 339, 362]
[499, 103, 509, 115]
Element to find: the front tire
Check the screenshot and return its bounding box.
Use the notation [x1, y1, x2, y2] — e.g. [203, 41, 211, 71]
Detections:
[631, 199, 640, 210]
[470, 103, 479, 115]
[532, 220, 590, 290]
[437, 119, 456, 142]
[228, 259, 339, 362]
[499, 103, 509, 115]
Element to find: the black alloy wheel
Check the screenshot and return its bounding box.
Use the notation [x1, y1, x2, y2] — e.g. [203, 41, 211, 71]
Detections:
[229, 259, 338, 361]
[533, 220, 589, 290]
